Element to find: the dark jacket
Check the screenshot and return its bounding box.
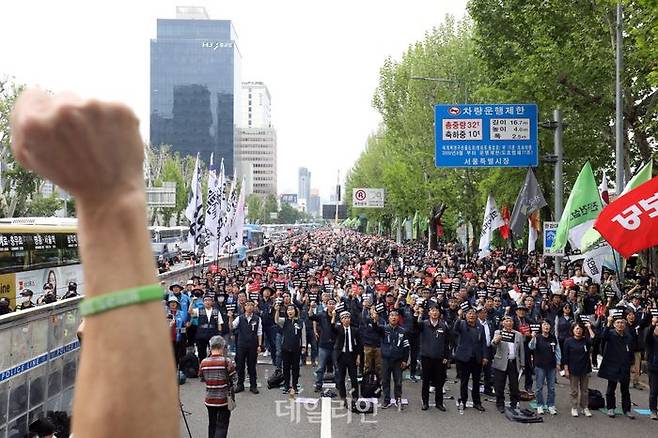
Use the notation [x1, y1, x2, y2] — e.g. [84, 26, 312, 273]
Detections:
[359, 309, 383, 347]
[452, 320, 487, 363]
[645, 323, 658, 373]
[598, 327, 634, 381]
[374, 323, 410, 361]
[529, 333, 559, 370]
[279, 318, 305, 353]
[309, 311, 336, 349]
[417, 318, 451, 360]
[562, 336, 592, 376]
[332, 323, 361, 355]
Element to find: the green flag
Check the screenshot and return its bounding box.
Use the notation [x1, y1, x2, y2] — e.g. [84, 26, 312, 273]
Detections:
[580, 160, 654, 250]
[551, 162, 603, 251]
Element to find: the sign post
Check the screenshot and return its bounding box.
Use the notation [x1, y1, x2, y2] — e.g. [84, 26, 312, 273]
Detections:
[352, 188, 385, 208]
[543, 221, 563, 256]
[434, 103, 538, 168]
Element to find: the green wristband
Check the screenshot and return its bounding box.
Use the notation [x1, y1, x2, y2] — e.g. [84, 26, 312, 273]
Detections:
[80, 284, 163, 316]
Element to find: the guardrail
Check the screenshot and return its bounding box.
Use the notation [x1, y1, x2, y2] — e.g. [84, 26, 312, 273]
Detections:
[0, 242, 276, 437]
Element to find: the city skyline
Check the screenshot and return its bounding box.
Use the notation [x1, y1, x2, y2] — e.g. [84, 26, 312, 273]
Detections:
[1, 0, 470, 200]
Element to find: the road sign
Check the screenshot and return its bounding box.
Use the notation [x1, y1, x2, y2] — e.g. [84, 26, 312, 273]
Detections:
[434, 103, 538, 168]
[352, 188, 385, 208]
[543, 221, 563, 256]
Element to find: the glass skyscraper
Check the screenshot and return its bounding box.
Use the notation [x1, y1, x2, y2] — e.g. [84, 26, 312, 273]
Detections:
[150, 17, 241, 172]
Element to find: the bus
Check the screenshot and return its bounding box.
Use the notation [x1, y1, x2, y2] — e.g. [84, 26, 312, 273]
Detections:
[148, 226, 189, 244]
[243, 224, 264, 248]
[0, 219, 82, 308]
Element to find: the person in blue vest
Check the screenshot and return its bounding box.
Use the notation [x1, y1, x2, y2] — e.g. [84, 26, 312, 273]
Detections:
[453, 306, 488, 412]
[194, 294, 223, 365]
[228, 299, 263, 394]
[169, 282, 190, 320]
[372, 308, 410, 410]
[167, 296, 189, 367]
[187, 288, 206, 348]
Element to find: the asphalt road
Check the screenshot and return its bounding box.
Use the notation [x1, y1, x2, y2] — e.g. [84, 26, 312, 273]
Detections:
[180, 357, 657, 438]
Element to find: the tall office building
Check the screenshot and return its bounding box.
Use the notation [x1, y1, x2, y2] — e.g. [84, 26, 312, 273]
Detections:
[298, 167, 311, 209]
[150, 6, 241, 172]
[308, 189, 321, 218]
[234, 82, 277, 196]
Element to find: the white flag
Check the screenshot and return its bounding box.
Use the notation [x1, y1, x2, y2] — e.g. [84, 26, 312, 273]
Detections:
[227, 176, 247, 251]
[185, 153, 204, 253]
[213, 159, 226, 257]
[203, 154, 219, 258]
[219, 170, 238, 253]
[570, 244, 611, 284]
[478, 194, 505, 259]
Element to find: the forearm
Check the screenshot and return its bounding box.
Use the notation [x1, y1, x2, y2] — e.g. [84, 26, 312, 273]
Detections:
[74, 193, 178, 437]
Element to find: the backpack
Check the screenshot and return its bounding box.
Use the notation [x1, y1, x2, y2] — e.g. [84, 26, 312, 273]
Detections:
[588, 389, 605, 410]
[267, 368, 285, 389]
[180, 352, 199, 378]
[505, 407, 543, 423]
[360, 372, 382, 398]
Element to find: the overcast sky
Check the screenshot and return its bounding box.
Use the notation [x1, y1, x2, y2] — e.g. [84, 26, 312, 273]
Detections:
[2, 0, 468, 200]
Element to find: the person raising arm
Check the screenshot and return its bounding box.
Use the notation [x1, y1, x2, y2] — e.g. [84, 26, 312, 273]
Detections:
[11, 90, 178, 438]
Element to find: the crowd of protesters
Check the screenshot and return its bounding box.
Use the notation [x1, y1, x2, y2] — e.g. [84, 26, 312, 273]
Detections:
[164, 228, 658, 437]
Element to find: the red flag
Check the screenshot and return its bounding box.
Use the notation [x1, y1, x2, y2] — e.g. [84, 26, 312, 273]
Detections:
[499, 206, 511, 239]
[436, 220, 444, 238]
[593, 176, 658, 258]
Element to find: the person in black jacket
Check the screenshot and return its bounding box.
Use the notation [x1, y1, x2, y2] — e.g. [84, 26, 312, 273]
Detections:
[332, 311, 361, 406]
[373, 308, 410, 409]
[416, 303, 450, 411]
[529, 319, 560, 415]
[452, 307, 488, 411]
[645, 315, 658, 420]
[276, 303, 306, 395]
[599, 314, 635, 419]
[309, 299, 337, 392]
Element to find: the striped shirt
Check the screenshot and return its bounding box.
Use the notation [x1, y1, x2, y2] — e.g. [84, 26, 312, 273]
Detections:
[200, 354, 237, 407]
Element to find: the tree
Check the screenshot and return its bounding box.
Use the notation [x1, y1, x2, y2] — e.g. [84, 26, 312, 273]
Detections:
[468, 0, 658, 181]
[260, 193, 278, 224]
[0, 78, 43, 217]
[154, 154, 187, 226]
[279, 202, 300, 224]
[26, 194, 62, 217]
[246, 193, 263, 223]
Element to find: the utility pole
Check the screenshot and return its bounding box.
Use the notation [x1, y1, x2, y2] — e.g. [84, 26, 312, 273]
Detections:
[554, 109, 564, 275]
[334, 170, 340, 226]
[615, 2, 625, 193]
[540, 110, 566, 275]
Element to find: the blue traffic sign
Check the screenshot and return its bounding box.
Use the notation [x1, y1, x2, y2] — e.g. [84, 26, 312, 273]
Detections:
[434, 103, 538, 168]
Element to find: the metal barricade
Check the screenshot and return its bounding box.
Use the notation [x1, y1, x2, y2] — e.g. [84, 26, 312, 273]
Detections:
[0, 242, 276, 436]
[0, 298, 82, 438]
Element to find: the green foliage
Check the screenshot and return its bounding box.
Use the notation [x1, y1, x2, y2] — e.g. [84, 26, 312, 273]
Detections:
[348, 6, 658, 247]
[246, 193, 263, 223]
[278, 202, 300, 224]
[26, 193, 62, 217]
[0, 78, 45, 217]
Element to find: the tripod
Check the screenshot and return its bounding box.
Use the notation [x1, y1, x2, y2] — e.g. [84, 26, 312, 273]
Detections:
[177, 352, 193, 438]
